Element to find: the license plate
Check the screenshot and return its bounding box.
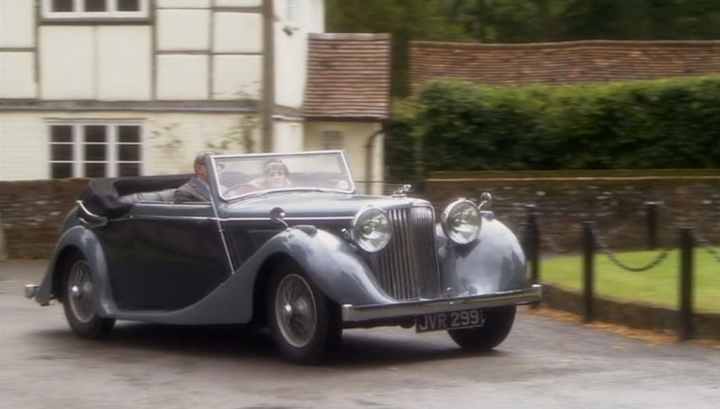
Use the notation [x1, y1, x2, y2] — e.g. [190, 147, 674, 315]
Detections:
[415, 309, 485, 333]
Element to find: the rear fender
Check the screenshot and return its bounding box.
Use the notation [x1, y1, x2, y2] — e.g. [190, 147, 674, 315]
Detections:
[35, 226, 116, 316]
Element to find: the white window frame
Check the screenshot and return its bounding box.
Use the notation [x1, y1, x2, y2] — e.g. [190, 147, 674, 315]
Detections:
[42, 0, 150, 20]
[48, 121, 144, 179]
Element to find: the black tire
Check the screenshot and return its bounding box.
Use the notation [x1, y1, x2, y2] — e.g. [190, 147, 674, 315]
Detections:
[61, 257, 115, 339]
[266, 263, 341, 364]
[448, 306, 516, 351]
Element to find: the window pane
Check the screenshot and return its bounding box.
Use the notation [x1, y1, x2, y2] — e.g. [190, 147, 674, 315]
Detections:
[85, 163, 106, 178]
[51, 163, 73, 179]
[51, 144, 73, 161]
[84, 125, 106, 143]
[118, 163, 140, 177]
[52, 0, 74, 11]
[85, 0, 107, 11]
[84, 144, 107, 161]
[117, 0, 140, 11]
[119, 144, 140, 161]
[118, 125, 141, 143]
[51, 125, 73, 142]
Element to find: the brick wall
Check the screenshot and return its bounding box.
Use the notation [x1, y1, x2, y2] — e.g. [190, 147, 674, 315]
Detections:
[425, 171, 720, 253]
[0, 179, 89, 259]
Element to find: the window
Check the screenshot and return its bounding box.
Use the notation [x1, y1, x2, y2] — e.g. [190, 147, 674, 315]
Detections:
[320, 130, 344, 150]
[45, 0, 147, 19]
[49, 123, 143, 179]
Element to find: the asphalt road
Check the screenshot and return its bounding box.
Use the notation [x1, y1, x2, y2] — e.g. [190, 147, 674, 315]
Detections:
[1, 260, 719, 409]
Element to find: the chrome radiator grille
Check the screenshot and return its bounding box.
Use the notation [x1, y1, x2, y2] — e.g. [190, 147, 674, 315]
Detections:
[370, 206, 440, 300]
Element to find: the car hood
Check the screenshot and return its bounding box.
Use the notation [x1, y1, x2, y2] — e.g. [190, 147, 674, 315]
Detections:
[218, 192, 432, 220]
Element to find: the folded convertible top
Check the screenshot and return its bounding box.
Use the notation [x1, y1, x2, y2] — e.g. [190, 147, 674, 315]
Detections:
[80, 174, 192, 218]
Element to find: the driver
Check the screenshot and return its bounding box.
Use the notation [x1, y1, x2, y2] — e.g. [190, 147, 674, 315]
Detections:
[251, 159, 292, 189]
[175, 152, 215, 203]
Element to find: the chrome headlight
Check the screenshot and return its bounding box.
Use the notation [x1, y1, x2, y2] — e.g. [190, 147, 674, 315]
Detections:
[441, 199, 481, 244]
[352, 207, 391, 252]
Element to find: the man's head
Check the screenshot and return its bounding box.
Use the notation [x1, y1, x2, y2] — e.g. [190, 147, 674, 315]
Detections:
[262, 159, 290, 188]
[193, 152, 216, 182]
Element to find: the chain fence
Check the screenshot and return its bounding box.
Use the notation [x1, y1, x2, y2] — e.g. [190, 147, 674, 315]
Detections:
[693, 231, 720, 264]
[591, 224, 673, 272]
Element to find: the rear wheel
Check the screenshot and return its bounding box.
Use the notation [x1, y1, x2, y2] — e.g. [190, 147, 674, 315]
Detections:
[62, 257, 115, 339]
[448, 306, 516, 351]
[267, 264, 341, 364]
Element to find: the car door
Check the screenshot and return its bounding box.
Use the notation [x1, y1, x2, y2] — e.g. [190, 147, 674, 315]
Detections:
[103, 201, 231, 311]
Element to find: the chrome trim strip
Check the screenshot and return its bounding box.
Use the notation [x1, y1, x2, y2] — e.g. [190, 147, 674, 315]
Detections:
[113, 215, 354, 223]
[341, 285, 543, 322]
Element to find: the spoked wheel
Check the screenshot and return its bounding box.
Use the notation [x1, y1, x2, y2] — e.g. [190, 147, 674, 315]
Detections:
[62, 257, 115, 339]
[267, 266, 341, 364]
[448, 306, 516, 351]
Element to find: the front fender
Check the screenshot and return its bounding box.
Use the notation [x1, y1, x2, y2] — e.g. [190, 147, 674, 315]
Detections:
[35, 225, 116, 316]
[436, 212, 528, 296]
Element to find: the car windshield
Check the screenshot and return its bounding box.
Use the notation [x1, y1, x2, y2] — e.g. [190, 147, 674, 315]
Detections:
[212, 151, 355, 201]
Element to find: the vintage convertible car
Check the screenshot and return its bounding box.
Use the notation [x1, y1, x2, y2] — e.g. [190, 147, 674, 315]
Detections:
[26, 151, 541, 363]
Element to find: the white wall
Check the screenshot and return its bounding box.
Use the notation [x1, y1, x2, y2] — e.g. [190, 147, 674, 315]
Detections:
[304, 121, 384, 188]
[40, 26, 151, 100]
[0, 0, 34, 47]
[273, 0, 325, 108]
[157, 9, 210, 51]
[213, 55, 262, 99]
[157, 55, 209, 100]
[0, 112, 261, 180]
[0, 52, 36, 98]
[0, 114, 50, 181]
[273, 121, 304, 153]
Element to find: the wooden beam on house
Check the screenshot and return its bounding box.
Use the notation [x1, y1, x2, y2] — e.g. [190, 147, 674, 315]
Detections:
[261, 0, 275, 153]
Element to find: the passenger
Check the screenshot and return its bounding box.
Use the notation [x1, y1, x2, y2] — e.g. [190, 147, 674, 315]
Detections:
[175, 152, 215, 203]
[251, 159, 292, 190]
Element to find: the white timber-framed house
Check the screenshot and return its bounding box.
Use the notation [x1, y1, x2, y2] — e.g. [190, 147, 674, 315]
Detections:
[0, 0, 390, 191]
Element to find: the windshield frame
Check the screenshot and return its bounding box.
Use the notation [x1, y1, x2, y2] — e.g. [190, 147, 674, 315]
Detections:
[209, 150, 357, 202]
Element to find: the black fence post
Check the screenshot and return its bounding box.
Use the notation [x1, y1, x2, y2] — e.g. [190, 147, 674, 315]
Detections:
[678, 227, 695, 341]
[646, 202, 659, 250]
[525, 204, 541, 308]
[582, 222, 595, 323]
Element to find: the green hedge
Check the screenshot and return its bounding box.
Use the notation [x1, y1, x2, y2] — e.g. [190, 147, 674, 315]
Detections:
[387, 76, 720, 178]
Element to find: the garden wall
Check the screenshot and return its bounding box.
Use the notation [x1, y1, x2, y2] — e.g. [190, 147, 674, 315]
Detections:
[425, 170, 720, 253]
[0, 179, 89, 259]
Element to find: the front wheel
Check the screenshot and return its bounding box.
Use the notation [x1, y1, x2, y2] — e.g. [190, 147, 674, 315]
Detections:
[62, 257, 115, 339]
[267, 266, 341, 364]
[448, 306, 516, 351]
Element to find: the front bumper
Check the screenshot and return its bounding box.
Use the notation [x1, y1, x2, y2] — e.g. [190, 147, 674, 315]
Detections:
[342, 284, 542, 323]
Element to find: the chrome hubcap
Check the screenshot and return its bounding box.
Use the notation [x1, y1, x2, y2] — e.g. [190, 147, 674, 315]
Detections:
[67, 261, 95, 324]
[275, 274, 317, 348]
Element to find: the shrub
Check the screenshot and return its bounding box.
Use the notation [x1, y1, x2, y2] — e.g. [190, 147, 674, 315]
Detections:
[387, 76, 720, 175]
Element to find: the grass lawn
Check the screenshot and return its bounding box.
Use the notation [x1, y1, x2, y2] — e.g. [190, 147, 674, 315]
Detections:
[541, 249, 720, 313]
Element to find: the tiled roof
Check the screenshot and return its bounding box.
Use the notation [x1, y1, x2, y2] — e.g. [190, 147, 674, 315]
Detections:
[410, 40, 720, 92]
[304, 33, 391, 120]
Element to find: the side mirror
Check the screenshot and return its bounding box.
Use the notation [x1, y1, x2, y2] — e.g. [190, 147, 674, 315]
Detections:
[270, 207, 288, 229]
